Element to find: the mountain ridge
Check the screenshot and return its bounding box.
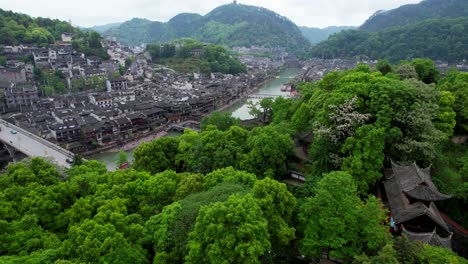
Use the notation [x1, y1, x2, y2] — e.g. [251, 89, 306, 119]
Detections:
[360, 0, 468, 31]
[101, 4, 310, 54]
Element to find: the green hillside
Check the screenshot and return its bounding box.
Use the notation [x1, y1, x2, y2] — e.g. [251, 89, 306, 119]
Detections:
[0, 8, 109, 59]
[310, 17, 468, 62]
[103, 4, 310, 54]
[360, 0, 468, 31]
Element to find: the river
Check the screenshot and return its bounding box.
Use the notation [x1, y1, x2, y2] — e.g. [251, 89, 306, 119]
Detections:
[223, 67, 301, 120]
[92, 67, 302, 170]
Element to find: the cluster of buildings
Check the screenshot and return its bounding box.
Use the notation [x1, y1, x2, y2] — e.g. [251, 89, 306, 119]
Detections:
[0, 36, 285, 154]
[298, 58, 367, 82]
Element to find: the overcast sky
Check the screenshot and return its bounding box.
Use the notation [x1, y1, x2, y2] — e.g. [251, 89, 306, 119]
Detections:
[0, 0, 421, 28]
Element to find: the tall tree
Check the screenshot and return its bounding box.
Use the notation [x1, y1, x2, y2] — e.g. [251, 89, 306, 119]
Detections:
[299, 171, 388, 261]
[185, 194, 271, 264]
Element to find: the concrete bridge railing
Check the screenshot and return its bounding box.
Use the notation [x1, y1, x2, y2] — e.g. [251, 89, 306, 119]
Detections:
[0, 119, 74, 159]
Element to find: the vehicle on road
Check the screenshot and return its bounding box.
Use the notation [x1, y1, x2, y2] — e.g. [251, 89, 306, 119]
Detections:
[10, 130, 17, 134]
[66, 158, 74, 164]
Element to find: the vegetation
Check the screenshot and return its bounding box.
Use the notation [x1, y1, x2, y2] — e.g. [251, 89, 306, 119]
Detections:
[0, 8, 73, 46]
[104, 4, 310, 55]
[146, 39, 246, 74]
[360, 0, 468, 31]
[310, 17, 468, 63]
[1, 59, 467, 263]
[0, 8, 109, 59]
[134, 123, 294, 177]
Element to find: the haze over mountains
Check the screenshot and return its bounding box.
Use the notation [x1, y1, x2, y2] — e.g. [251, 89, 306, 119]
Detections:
[299, 26, 356, 44]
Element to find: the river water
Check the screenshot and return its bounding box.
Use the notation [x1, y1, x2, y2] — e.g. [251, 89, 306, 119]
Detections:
[224, 67, 301, 120]
[92, 67, 302, 170]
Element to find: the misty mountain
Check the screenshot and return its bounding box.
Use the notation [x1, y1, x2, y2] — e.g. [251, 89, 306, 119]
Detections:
[87, 22, 123, 33]
[300, 26, 356, 44]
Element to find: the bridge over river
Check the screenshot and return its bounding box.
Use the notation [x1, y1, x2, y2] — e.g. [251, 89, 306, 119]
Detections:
[0, 119, 74, 168]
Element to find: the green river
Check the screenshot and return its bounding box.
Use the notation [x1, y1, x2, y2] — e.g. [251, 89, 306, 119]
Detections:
[92, 67, 301, 170]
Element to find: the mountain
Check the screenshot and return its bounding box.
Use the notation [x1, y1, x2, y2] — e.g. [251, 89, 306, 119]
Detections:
[87, 22, 122, 33]
[300, 26, 356, 44]
[310, 17, 468, 62]
[103, 3, 310, 54]
[309, 0, 468, 62]
[361, 0, 468, 31]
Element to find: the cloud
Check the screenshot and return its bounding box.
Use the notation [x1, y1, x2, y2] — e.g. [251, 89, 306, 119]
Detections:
[0, 0, 421, 27]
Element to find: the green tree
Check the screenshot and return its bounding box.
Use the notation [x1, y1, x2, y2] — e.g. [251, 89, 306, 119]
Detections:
[251, 178, 296, 249]
[61, 219, 148, 263]
[145, 182, 249, 263]
[376, 59, 392, 75]
[200, 112, 240, 131]
[116, 150, 128, 167]
[72, 154, 83, 166]
[353, 243, 399, 264]
[204, 166, 257, 189]
[185, 194, 271, 264]
[411, 58, 440, 84]
[133, 137, 180, 174]
[242, 125, 294, 178]
[299, 171, 388, 261]
[395, 63, 418, 80]
[417, 244, 467, 264]
[341, 125, 386, 193]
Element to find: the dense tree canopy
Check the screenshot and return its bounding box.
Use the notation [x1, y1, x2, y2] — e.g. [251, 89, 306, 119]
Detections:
[0, 8, 109, 59]
[105, 4, 310, 55]
[147, 39, 246, 74]
[310, 17, 468, 63]
[0, 158, 299, 263]
[1, 59, 467, 263]
[299, 171, 388, 260]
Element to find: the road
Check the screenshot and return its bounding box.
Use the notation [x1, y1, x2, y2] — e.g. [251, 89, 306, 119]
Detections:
[0, 119, 74, 168]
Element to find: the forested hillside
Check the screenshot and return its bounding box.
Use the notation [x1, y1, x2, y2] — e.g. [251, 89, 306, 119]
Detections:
[360, 0, 468, 31]
[0, 8, 74, 46]
[146, 39, 246, 74]
[308, 0, 468, 62]
[0, 59, 467, 263]
[0, 8, 109, 59]
[103, 3, 310, 54]
[310, 17, 468, 62]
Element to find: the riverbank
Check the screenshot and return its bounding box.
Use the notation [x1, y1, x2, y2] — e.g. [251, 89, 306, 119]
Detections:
[215, 77, 272, 113]
[92, 67, 301, 169]
[102, 131, 168, 154]
[84, 73, 279, 158]
[83, 126, 166, 158]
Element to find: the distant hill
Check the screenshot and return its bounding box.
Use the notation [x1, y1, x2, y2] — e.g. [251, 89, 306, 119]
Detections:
[87, 22, 122, 33]
[309, 0, 468, 62]
[103, 3, 310, 54]
[310, 17, 468, 63]
[300, 26, 356, 44]
[360, 0, 468, 31]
